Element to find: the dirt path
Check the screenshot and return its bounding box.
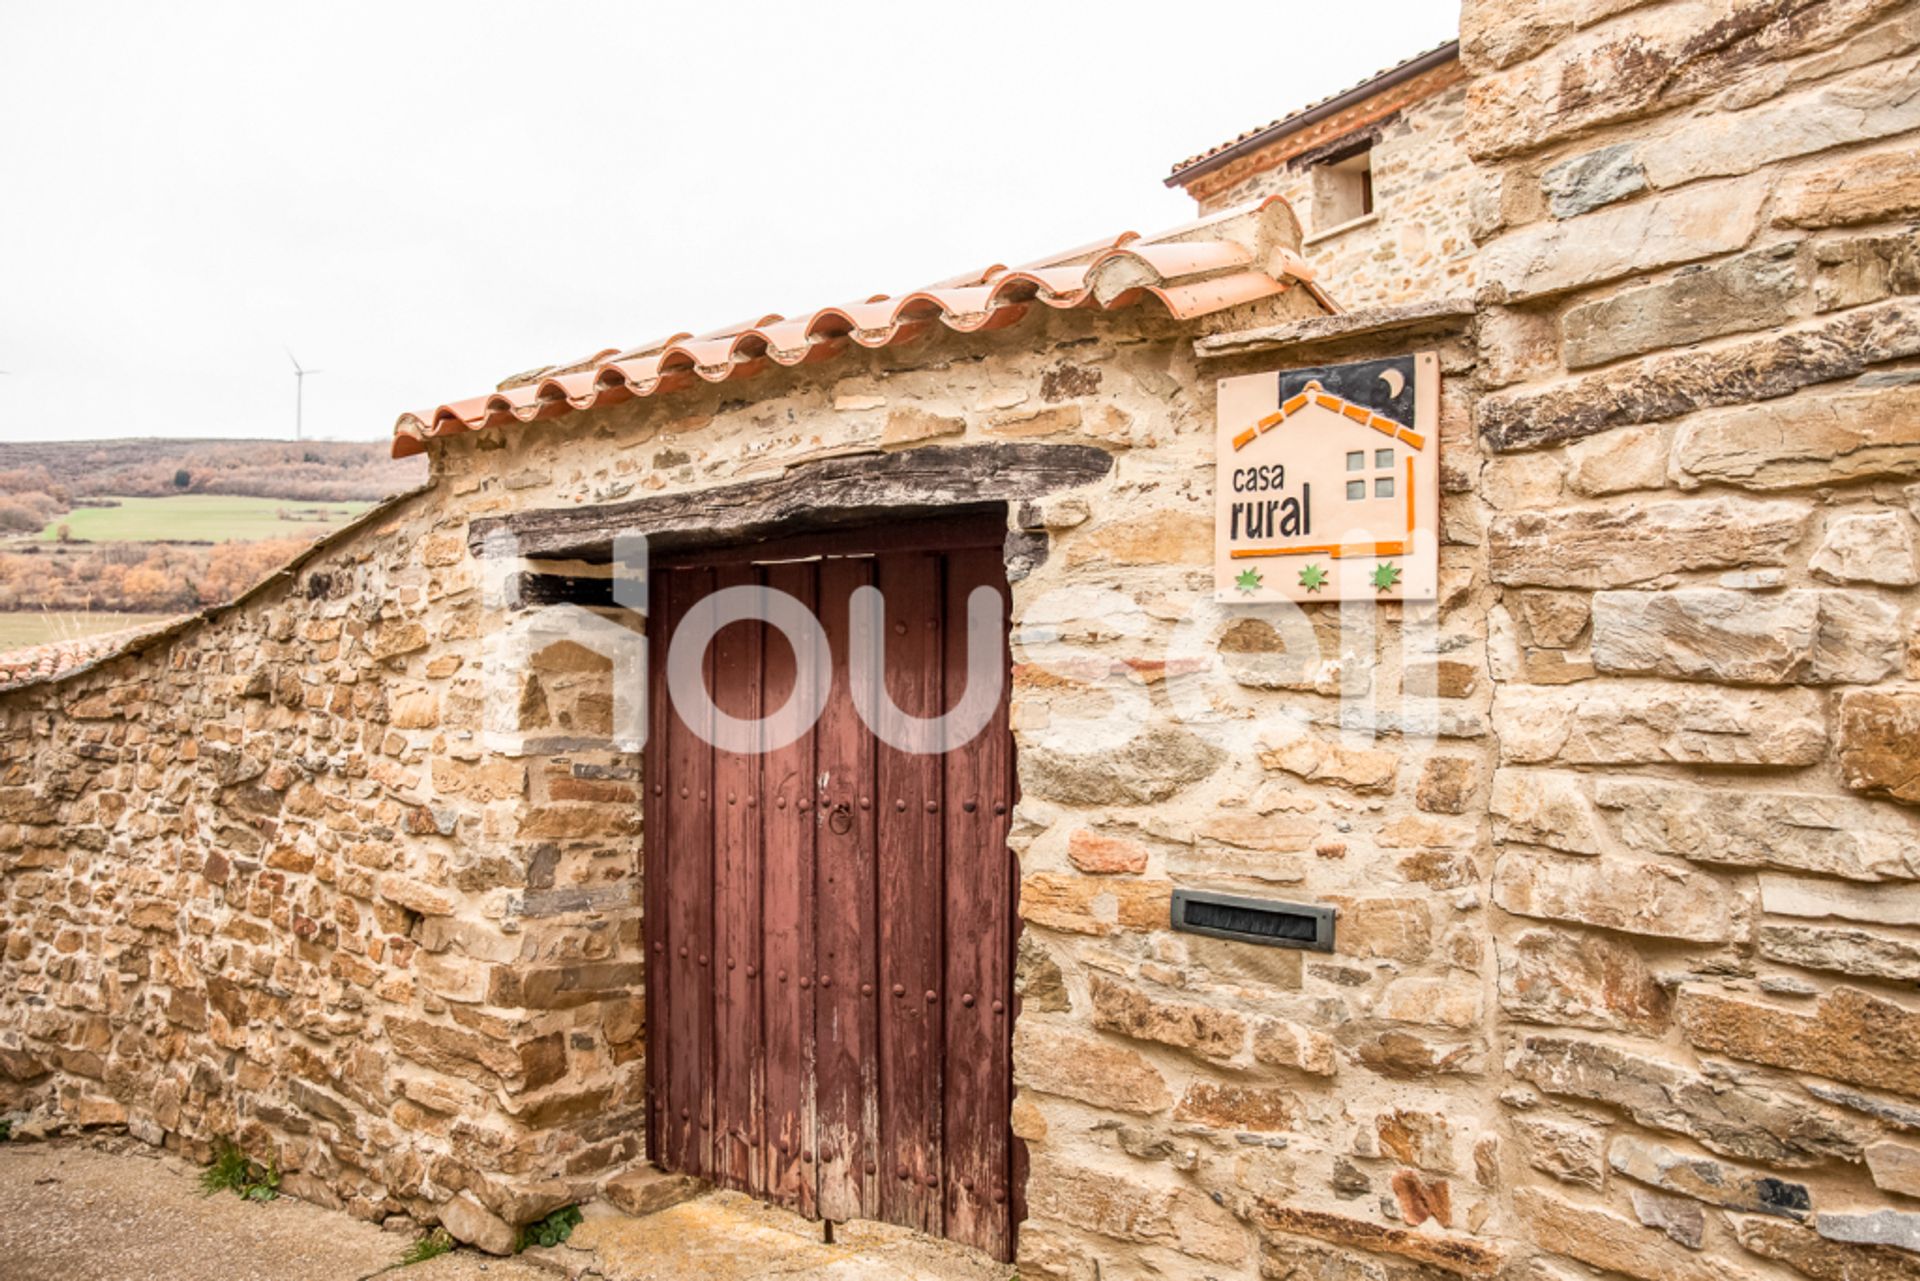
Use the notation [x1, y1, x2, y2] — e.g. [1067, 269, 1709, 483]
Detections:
[0, 1141, 550, 1281]
[0, 1140, 1014, 1281]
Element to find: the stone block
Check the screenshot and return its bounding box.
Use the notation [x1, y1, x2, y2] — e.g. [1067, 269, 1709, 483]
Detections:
[1640, 54, 1920, 189]
[1677, 984, 1920, 1097]
[1029, 1156, 1249, 1266]
[881, 407, 964, 446]
[1632, 1188, 1705, 1250]
[1777, 146, 1920, 228]
[1672, 382, 1920, 491]
[1516, 1187, 1756, 1281]
[1819, 1210, 1920, 1255]
[1839, 690, 1920, 805]
[1479, 298, 1920, 453]
[1495, 850, 1734, 942]
[1087, 973, 1247, 1064]
[1376, 976, 1483, 1031]
[1021, 727, 1223, 806]
[1760, 923, 1920, 983]
[1760, 874, 1920, 927]
[1818, 232, 1920, 311]
[438, 1191, 516, 1256]
[1595, 778, 1920, 881]
[1464, 0, 1908, 160]
[1540, 143, 1647, 219]
[1592, 589, 1900, 685]
[1174, 1081, 1301, 1132]
[1489, 497, 1808, 588]
[1565, 424, 1671, 496]
[1066, 828, 1149, 874]
[1063, 508, 1210, 567]
[1514, 1115, 1606, 1190]
[1258, 731, 1399, 793]
[1251, 1201, 1505, 1277]
[1491, 769, 1604, 854]
[601, 1167, 707, 1217]
[1500, 927, 1670, 1035]
[1019, 873, 1170, 937]
[1416, 756, 1479, 815]
[1513, 1035, 1863, 1167]
[1495, 682, 1826, 768]
[1476, 177, 1764, 302]
[1013, 1021, 1171, 1114]
[1812, 512, 1918, 586]
[1563, 244, 1803, 370]
[1610, 1136, 1811, 1219]
[1250, 1016, 1338, 1075]
[377, 874, 459, 918]
[1868, 1141, 1920, 1199]
[1737, 1217, 1920, 1281]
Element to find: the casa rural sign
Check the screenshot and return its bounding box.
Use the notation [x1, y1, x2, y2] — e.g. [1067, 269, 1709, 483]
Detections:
[1214, 352, 1440, 603]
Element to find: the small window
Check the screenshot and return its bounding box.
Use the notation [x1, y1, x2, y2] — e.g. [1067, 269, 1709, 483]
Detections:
[1375, 476, 1395, 499]
[1375, 448, 1394, 468]
[1346, 480, 1366, 501]
[1346, 451, 1365, 472]
[1311, 143, 1375, 230]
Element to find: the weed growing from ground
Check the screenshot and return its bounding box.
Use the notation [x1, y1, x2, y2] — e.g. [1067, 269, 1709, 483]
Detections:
[516, 1204, 583, 1252]
[400, 1229, 454, 1266]
[197, 1139, 280, 1202]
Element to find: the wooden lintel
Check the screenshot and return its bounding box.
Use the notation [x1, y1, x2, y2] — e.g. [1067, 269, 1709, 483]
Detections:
[468, 443, 1114, 562]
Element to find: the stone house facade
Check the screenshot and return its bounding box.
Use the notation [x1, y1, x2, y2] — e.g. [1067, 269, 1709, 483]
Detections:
[1170, 41, 1480, 310]
[4, 2, 1920, 1278]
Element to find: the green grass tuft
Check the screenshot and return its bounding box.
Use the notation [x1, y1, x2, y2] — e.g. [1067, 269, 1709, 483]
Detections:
[515, 1204, 583, 1252]
[198, 1138, 280, 1202]
[400, 1229, 454, 1266]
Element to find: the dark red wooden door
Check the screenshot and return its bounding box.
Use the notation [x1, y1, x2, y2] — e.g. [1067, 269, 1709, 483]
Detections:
[643, 518, 1018, 1261]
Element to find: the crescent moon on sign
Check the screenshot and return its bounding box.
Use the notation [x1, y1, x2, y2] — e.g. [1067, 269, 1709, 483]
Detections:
[1379, 368, 1407, 398]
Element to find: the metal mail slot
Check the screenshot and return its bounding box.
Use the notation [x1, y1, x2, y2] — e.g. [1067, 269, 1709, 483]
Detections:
[1170, 889, 1336, 953]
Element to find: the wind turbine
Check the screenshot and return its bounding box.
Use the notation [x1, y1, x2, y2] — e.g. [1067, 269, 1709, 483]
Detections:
[287, 349, 322, 441]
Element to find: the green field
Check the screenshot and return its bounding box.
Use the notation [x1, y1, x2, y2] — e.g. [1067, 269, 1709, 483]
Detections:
[35, 495, 372, 543]
[0, 611, 174, 653]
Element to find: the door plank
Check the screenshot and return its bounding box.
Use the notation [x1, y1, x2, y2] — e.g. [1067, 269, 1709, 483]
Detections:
[643, 568, 672, 1167]
[939, 548, 1015, 1259]
[814, 557, 879, 1224]
[874, 551, 946, 1238]
[662, 567, 716, 1178]
[711, 565, 763, 1192]
[760, 561, 818, 1214]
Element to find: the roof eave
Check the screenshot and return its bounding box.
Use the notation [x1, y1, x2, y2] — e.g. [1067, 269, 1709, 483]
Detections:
[1165, 41, 1460, 189]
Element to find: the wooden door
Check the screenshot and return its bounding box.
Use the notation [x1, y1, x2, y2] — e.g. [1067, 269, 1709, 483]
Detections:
[643, 515, 1019, 1261]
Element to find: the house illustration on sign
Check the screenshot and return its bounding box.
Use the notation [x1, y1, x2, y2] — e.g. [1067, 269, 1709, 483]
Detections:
[1214, 352, 1440, 603]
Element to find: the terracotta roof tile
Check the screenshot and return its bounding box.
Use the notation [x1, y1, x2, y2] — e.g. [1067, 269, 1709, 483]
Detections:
[0, 617, 187, 692]
[391, 196, 1334, 458]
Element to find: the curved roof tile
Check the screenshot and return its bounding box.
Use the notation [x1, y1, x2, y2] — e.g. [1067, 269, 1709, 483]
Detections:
[391, 194, 1332, 458]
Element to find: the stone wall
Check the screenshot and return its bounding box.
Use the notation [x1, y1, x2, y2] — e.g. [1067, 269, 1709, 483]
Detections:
[0, 491, 651, 1242]
[3, 4, 1920, 1276]
[1447, 1, 1920, 1279]
[1190, 78, 1481, 310]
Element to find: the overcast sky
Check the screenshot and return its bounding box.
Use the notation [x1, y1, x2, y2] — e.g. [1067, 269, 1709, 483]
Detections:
[0, 3, 1457, 445]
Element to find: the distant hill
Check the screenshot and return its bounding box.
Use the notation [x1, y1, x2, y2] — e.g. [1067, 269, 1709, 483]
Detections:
[0, 438, 426, 504]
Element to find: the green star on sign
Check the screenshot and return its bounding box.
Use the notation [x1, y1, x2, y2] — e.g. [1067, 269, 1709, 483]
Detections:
[1234, 567, 1263, 594]
[1298, 563, 1328, 592]
[1371, 561, 1403, 592]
